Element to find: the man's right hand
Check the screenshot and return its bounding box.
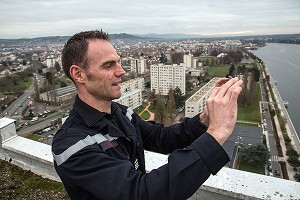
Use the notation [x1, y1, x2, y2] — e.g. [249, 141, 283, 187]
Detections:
[206, 77, 243, 145]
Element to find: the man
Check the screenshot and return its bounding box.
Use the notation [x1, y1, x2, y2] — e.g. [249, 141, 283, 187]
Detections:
[52, 30, 243, 200]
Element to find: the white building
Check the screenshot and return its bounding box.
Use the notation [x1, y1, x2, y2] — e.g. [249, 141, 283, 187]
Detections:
[46, 55, 59, 68]
[185, 77, 219, 118]
[114, 77, 145, 109]
[131, 57, 147, 74]
[114, 88, 142, 109]
[224, 40, 242, 51]
[183, 54, 193, 68]
[39, 85, 77, 103]
[39, 78, 145, 107]
[150, 64, 186, 96]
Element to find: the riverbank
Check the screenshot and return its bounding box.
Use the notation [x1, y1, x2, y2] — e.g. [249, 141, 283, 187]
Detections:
[262, 63, 300, 181]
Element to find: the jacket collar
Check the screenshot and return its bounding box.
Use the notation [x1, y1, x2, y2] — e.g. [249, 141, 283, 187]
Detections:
[73, 95, 135, 138]
[73, 95, 112, 127]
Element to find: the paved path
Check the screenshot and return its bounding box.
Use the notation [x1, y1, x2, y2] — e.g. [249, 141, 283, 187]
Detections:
[141, 102, 154, 121]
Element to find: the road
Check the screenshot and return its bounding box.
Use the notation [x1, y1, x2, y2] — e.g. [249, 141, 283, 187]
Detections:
[259, 74, 283, 178]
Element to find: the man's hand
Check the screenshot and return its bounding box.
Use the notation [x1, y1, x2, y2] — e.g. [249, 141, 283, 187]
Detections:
[206, 77, 243, 145]
[199, 108, 209, 127]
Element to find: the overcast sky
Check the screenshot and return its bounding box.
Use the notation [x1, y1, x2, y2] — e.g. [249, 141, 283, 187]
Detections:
[1, 0, 300, 39]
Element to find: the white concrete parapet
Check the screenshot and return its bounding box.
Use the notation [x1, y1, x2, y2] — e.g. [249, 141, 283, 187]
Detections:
[1, 117, 300, 199]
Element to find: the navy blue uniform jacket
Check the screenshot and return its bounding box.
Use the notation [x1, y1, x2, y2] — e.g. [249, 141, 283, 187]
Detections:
[52, 96, 229, 200]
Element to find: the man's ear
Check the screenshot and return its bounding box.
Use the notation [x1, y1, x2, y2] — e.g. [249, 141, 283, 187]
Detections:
[70, 65, 85, 84]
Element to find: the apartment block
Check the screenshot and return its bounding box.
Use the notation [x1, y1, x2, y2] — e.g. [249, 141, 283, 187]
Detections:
[224, 40, 242, 51]
[183, 54, 193, 68]
[113, 88, 142, 109]
[131, 57, 147, 74]
[150, 63, 186, 95]
[39, 85, 77, 103]
[114, 77, 145, 109]
[120, 77, 145, 93]
[39, 78, 144, 109]
[185, 77, 219, 118]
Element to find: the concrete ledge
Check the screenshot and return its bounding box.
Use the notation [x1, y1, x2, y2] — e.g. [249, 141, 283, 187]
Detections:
[144, 150, 300, 200]
[1, 136, 60, 181]
[1, 117, 300, 199]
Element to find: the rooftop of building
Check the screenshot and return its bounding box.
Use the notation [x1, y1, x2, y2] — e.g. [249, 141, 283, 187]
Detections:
[186, 77, 219, 103]
[1, 117, 300, 199]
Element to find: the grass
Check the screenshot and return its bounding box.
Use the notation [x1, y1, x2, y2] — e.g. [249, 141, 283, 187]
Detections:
[141, 110, 150, 120]
[0, 77, 32, 96]
[24, 134, 43, 142]
[239, 160, 265, 175]
[237, 83, 262, 123]
[148, 104, 155, 113]
[0, 159, 68, 199]
[134, 105, 146, 114]
[208, 65, 230, 77]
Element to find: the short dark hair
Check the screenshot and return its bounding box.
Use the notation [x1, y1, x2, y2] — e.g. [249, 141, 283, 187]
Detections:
[61, 30, 110, 82]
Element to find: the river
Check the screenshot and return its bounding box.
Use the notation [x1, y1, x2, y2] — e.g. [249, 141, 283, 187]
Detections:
[249, 43, 300, 137]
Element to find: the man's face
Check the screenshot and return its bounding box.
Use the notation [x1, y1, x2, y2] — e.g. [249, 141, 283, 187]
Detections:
[83, 39, 125, 101]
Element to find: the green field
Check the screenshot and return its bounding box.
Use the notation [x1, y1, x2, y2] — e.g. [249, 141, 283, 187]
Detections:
[208, 65, 230, 77]
[0, 76, 32, 97]
[239, 160, 265, 174]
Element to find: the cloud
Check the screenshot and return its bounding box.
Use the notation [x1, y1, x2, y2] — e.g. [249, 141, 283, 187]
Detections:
[0, 0, 300, 38]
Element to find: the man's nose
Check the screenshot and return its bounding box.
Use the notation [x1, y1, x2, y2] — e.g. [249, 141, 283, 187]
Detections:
[116, 64, 125, 76]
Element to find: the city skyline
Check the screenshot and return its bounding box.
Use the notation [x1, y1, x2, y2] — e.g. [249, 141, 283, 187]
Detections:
[1, 0, 300, 39]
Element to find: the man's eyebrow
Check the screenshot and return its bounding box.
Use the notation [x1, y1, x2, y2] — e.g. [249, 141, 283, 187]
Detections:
[101, 59, 118, 67]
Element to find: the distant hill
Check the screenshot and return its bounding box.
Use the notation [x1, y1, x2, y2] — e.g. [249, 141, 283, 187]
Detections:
[135, 33, 204, 39]
[1, 33, 300, 45]
[0, 33, 147, 46]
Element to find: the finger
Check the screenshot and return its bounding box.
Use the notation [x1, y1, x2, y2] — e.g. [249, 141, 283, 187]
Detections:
[209, 86, 221, 99]
[230, 86, 243, 102]
[216, 77, 240, 98]
[222, 80, 243, 102]
[215, 78, 229, 87]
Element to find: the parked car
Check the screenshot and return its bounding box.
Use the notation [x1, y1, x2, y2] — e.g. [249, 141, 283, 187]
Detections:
[268, 162, 272, 172]
[31, 117, 39, 122]
[25, 121, 31, 126]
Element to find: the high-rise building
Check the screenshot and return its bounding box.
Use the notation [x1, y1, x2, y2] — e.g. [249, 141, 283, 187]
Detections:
[150, 64, 185, 95]
[130, 57, 147, 74]
[114, 77, 145, 109]
[183, 54, 193, 68]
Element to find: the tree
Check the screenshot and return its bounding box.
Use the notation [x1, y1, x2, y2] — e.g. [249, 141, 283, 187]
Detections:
[159, 53, 167, 64]
[55, 61, 61, 72]
[228, 63, 236, 77]
[1, 60, 8, 67]
[239, 144, 270, 167]
[154, 94, 165, 123]
[174, 87, 185, 108]
[22, 59, 27, 66]
[239, 70, 249, 106]
[237, 65, 246, 74]
[294, 173, 300, 182]
[186, 81, 193, 91]
[287, 156, 300, 167]
[148, 89, 157, 107]
[167, 89, 176, 116]
[286, 148, 299, 157]
[171, 52, 183, 64]
[45, 72, 53, 85]
[251, 66, 260, 82]
[60, 81, 67, 87]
